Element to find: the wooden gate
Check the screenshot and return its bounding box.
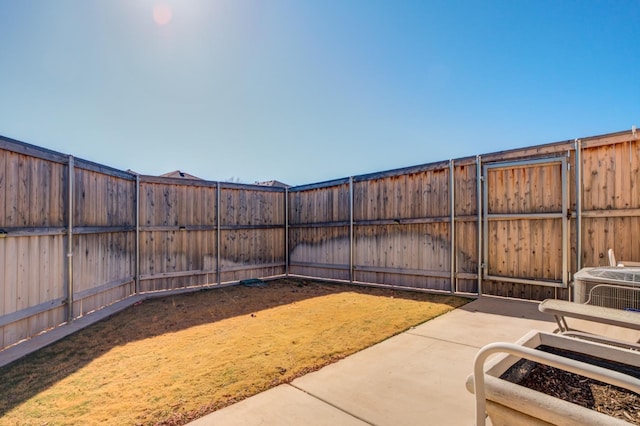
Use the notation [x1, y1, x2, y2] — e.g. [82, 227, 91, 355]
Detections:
[482, 157, 569, 289]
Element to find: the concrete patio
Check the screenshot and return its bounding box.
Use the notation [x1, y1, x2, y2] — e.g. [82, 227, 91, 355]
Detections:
[189, 296, 640, 425]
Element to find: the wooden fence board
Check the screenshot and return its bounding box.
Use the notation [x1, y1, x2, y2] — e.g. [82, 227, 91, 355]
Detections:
[487, 219, 564, 281]
[74, 169, 135, 227]
[2, 237, 18, 346]
[26, 237, 40, 336]
[289, 227, 349, 266]
[290, 184, 349, 225]
[631, 140, 640, 209]
[580, 141, 640, 266]
[139, 230, 220, 291]
[0, 150, 5, 230]
[4, 151, 19, 227]
[352, 223, 451, 288]
[453, 162, 477, 217]
[353, 169, 450, 221]
[455, 220, 478, 289]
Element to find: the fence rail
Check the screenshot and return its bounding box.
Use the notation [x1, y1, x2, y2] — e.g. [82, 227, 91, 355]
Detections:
[1, 129, 639, 352]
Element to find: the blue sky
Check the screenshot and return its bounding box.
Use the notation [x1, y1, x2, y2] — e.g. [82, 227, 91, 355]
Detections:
[1, 1, 638, 186]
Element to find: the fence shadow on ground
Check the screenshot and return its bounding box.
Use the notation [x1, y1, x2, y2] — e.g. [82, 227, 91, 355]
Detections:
[458, 295, 556, 322]
[0, 277, 469, 417]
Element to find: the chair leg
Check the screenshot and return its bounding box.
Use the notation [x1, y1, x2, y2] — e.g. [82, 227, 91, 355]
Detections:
[553, 315, 569, 332]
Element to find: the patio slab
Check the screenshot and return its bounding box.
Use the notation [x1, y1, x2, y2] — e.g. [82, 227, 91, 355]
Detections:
[409, 296, 558, 346]
[188, 384, 369, 426]
[291, 332, 480, 425]
[190, 296, 561, 426]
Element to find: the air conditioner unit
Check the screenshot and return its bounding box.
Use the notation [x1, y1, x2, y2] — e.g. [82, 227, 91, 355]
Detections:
[573, 267, 640, 309]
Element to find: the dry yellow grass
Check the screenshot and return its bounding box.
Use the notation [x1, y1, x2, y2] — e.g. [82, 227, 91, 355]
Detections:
[0, 278, 469, 425]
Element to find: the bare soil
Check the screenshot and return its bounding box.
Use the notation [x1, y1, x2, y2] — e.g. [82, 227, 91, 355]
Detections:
[0, 278, 469, 425]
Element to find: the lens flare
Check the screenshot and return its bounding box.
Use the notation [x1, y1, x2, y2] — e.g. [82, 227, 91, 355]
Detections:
[153, 3, 172, 26]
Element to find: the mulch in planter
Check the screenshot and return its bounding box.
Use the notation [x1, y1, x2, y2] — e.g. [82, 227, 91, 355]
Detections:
[501, 345, 640, 424]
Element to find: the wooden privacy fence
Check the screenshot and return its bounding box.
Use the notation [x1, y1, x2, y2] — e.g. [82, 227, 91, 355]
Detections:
[1, 128, 639, 351]
[288, 130, 639, 300]
[0, 137, 285, 350]
[138, 176, 285, 292]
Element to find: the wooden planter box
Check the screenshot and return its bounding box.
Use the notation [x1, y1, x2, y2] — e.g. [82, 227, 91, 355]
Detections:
[466, 330, 640, 425]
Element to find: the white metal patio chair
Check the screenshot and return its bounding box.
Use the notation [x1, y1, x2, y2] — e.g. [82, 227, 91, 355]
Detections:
[539, 283, 640, 350]
[608, 248, 640, 267]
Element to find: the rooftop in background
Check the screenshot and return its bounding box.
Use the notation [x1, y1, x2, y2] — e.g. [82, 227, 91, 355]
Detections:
[160, 170, 203, 180]
[255, 180, 291, 188]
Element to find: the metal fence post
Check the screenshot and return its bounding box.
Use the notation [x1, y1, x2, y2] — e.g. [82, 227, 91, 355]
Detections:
[349, 177, 354, 283]
[476, 155, 483, 296]
[66, 155, 74, 322]
[285, 187, 289, 277]
[217, 182, 221, 285]
[562, 155, 569, 289]
[135, 174, 140, 294]
[450, 159, 456, 293]
[575, 139, 582, 274]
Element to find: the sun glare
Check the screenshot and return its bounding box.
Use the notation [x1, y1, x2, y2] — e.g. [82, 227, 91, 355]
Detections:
[153, 3, 173, 26]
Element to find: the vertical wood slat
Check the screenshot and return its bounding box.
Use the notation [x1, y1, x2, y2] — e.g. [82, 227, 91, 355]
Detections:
[26, 236, 40, 336]
[3, 237, 19, 346]
[5, 151, 19, 227]
[0, 149, 5, 229]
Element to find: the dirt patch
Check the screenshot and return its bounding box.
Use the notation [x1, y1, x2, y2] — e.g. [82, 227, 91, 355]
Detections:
[502, 345, 640, 424]
[0, 278, 469, 425]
